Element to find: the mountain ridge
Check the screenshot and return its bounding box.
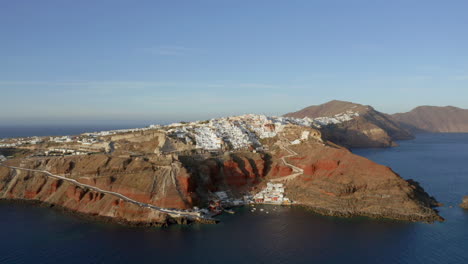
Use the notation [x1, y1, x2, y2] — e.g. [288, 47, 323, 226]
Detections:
[284, 100, 414, 148]
[391, 105, 468, 133]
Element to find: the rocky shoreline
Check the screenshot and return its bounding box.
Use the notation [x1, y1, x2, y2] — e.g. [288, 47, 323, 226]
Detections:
[292, 206, 440, 224]
[297, 203, 443, 223]
[0, 198, 218, 227]
[0, 197, 442, 229]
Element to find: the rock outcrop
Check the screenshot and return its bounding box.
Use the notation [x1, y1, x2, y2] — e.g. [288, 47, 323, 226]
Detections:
[284, 100, 413, 148]
[460, 196, 468, 209]
[392, 105, 468, 133]
[268, 129, 442, 222]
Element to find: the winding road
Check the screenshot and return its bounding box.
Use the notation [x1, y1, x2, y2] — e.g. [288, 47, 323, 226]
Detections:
[270, 137, 304, 182]
[0, 162, 211, 221]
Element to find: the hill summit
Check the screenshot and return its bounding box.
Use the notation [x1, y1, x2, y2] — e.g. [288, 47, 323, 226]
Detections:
[285, 100, 413, 148]
[392, 105, 468, 133]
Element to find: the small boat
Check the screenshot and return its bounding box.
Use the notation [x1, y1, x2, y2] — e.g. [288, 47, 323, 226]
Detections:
[224, 209, 235, 214]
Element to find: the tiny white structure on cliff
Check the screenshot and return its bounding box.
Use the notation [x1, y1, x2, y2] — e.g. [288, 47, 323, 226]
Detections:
[50, 136, 74, 143]
[313, 110, 360, 126]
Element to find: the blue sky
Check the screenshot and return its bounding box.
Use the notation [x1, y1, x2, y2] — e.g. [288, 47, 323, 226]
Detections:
[1, 0, 468, 125]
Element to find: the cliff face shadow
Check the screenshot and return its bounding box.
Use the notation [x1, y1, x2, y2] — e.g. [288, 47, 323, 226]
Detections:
[176, 152, 274, 205]
[322, 125, 393, 148]
[406, 179, 441, 208]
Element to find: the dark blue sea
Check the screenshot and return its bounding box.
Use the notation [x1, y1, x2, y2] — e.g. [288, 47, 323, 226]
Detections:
[1, 129, 468, 263]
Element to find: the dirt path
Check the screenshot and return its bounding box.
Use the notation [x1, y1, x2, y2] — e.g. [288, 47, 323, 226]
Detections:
[270, 138, 304, 182]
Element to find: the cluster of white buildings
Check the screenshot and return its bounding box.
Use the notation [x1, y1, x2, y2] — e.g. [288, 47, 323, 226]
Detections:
[162, 112, 361, 152]
[278, 116, 317, 127]
[194, 126, 223, 150]
[0, 137, 44, 148]
[77, 137, 99, 145]
[83, 127, 154, 137]
[166, 116, 266, 151]
[213, 191, 250, 207]
[165, 115, 279, 151]
[50, 136, 74, 143]
[243, 115, 279, 138]
[0, 142, 22, 148]
[314, 111, 360, 126]
[212, 119, 257, 149]
[49, 135, 100, 146]
[253, 182, 291, 205]
[44, 148, 89, 156]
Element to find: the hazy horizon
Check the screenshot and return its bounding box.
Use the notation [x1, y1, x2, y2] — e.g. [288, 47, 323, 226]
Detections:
[2, 1, 468, 125]
[0, 99, 467, 127]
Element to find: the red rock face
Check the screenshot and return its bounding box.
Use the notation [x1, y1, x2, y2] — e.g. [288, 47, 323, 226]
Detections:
[223, 160, 249, 186]
[301, 164, 316, 175]
[0, 157, 179, 225]
[278, 142, 442, 222]
[197, 156, 267, 190]
[49, 180, 61, 193]
[0, 138, 442, 224]
[22, 175, 48, 199]
[269, 165, 293, 178]
[176, 169, 193, 199]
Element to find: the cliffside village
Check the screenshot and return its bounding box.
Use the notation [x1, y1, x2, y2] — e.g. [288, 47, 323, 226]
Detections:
[196, 182, 292, 216]
[164, 112, 359, 151]
[0, 112, 361, 160]
[1, 112, 359, 155]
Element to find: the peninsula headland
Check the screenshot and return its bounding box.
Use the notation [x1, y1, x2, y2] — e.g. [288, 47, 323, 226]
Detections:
[0, 109, 443, 226]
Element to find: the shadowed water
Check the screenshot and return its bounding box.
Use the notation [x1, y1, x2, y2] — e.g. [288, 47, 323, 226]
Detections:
[1, 132, 468, 263]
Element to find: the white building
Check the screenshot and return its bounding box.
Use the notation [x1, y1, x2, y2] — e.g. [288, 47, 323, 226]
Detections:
[253, 182, 291, 205]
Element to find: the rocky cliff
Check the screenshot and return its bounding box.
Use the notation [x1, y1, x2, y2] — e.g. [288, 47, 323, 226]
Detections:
[392, 106, 468, 133]
[0, 123, 442, 225]
[279, 145, 440, 222]
[284, 100, 414, 148]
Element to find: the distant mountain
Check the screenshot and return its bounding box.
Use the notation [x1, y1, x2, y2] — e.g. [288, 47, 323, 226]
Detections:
[392, 106, 468, 133]
[284, 100, 413, 148]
